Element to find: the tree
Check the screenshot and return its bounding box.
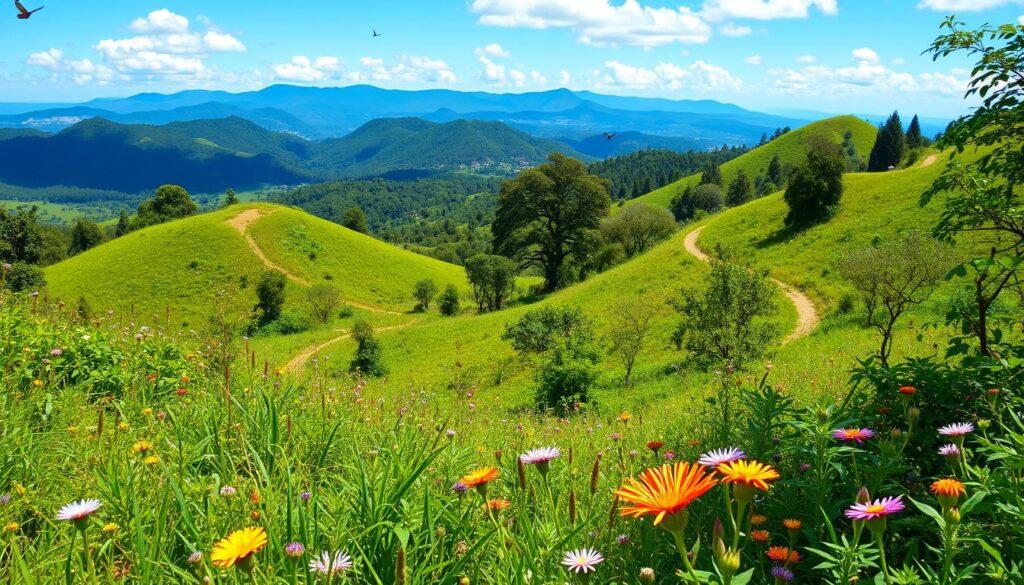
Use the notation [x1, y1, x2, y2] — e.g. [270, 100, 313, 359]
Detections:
[0, 207, 44, 264]
[670, 184, 724, 222]
[867, 111, 907, 171]
[5, 262, 45, 292]
[840, 232, 950, 366]
[343, 207, 368, 233]
[68, 218, 104, 255]
[727, 170, 754, 206]
[255, 270, 287, 322]
[465, 254, 517, 312]
[699, 161, 723, 186]
[492, 153, 611, 291]
[438, 284, 461, 316]
[115, 210, 131, 237]
[783, 141, 845, 228]
[413, 279, 438, 312]
[600, 203, 677, 257]
[906, 114, 924, 149]
[306, 283, 341, 324]
[141, 184, 196, 222]
[670, 259, 778, 370]
[922, 17, 1024, 357]
[224, 188, 239, 207]
[766, 154, 785, 188]
[350, 320, 386, 377]
[608, 300, 658, 386]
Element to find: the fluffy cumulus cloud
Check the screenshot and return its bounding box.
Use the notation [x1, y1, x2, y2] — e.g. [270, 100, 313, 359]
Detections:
[745, 54, 763, 65]
[470, 0, 712, 46]
[919, 0, 1022, 10]
[477, 43, 510, 58]
[852, 47, 879, 63]
[701, 0, 838, 21]
[275, 54, 457, 85]
[720, 22, 752, 36]
[130, 8, 189, 34]
[596, 59, 742, 92]
[274, 55, 347, 82]
[26, 48, 115, 85]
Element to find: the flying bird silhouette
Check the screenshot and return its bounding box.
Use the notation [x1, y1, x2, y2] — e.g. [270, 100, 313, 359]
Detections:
[603, 132, 616, 140]
[372, 29, 382, 37]
[15, 0, 43, 19]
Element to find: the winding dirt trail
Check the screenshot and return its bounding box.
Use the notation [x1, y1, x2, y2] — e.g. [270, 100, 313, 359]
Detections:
[683, 227, 819, 343]
[284, 320, 419, 372]
[226, 209, 404, 315]
[920, 154, 938, 167]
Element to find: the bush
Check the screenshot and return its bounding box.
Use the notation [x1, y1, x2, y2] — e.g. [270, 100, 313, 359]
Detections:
[306, 283, 341, 324]
[350, 320, 386, 377]
[255, 270, 287, 322]
[670, 184, 725, 222]
[783, 141, 845, 228]
[5, 262, 45, 292]
[438, 284, 461, 316]
[600, 202, 677, 257]
[535, 343, 599, 414]
[246, 309, 311, 337]
[413, 279, 438, 312]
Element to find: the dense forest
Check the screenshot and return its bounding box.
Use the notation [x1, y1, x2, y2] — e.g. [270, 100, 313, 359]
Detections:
[589, 146, 749, 200]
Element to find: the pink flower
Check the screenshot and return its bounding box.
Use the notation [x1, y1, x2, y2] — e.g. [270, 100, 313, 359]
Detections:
[938, 443, 960, 458]
[56, 499, 101, 522]
[698, 447, 745, 467]
[832, 428, 875, 444]
[938, 423, 974, 437]
[520, 447, 561, 465]
[845, 495, 905, 521]
[562, 548, 604, 574]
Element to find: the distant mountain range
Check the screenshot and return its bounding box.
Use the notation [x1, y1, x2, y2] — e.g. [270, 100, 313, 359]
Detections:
[0, 116, 586, 192]
[0, 84, 806, 145]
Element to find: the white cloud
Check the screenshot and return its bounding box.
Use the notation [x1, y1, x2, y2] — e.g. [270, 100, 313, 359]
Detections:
[767, 53, 967, 100]
[559, 69, 571, 85]
[531, 70, 547, 84]
[274, 55, 338, 82]
[130, 9, 190, 33]
[745, 54, 763, 65]
[1019, 14, 1024, 24]
[852, 47, 879, 63]
[203, 31, 246, 53]
[597, 59, 742, 92]
[720, 22, 752, 36]
[701, 0, 837, 21]
[277, 54, 457, 85]
[27, 48, 63, 69]
[470, 0, 711, 46]
[509, 69, 526, 86]
[919, 0, 1022, 10]
[477, 43, 510, 58]
[796, 54, 816, 63]
[25, 48, 115, 85]
[479, 55, 506, 82]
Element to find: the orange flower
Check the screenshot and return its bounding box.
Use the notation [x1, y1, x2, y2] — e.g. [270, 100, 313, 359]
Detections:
[749, 514, 767, 526]
[766, 546, 801, 564]
[899, 385, 917, 396]
[750, 529, 770, 543]
[646, 440, 664, 451]
[783, 519, 803, 531]
[717, 460, 780, 492]
[931, 478, 966, 509]
[615, 462, 718, 527]
[485, 498, 511, 511]
[460, 467, 499, 490]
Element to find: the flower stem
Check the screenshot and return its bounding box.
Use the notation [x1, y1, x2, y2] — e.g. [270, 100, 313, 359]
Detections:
[874, 531, 892, 585]
[671, 529, 700, 584]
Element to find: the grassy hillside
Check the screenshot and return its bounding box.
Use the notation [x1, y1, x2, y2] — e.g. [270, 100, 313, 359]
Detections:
[43, 203, 472, 326]
[624, 116, 877, 210]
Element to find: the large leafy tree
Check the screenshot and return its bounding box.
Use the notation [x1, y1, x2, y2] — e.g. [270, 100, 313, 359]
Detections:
[923, 18, 1024, 357]
[783, 141, 845, 228]
[867, 111, 907, 171]
[492, 153, 610, 291]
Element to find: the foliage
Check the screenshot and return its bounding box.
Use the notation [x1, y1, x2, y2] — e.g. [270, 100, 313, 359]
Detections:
[699, 160, 723, 186]
[726, 170, 754, 206]
[670, 258, 778, 370]
[464, 254, 518, 312]
[783, 140, 846, 228]
[350, 319, 386, 377]
[342, 206, 369, 233]
[608, 300, 659, 386]
[670, 183, 725, 222]
[907, 115, 926, 149]
[589, 146, 748, 200]
[0, 206, 44, 264]
[306, 283, 342, 324]
[223, 187, 239, 207]
[438, 284, 461, 316]
[255, 269, 287, 322]
[4, 262, 45, 292]
[868, 111, 908, 172]
[502, 306, 593, 356]
[600, 202, 677, 258]
[68, 218, 104, 255]
[413, 279, 438, 312]
[492, 153, 611, 291]
[135, 184, 197, 229]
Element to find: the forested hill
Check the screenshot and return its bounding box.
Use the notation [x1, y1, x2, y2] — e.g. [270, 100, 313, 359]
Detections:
[589, 146, 749, 200]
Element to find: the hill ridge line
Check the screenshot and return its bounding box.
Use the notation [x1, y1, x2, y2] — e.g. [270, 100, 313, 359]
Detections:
[226, 208, 404, 315]
[683, 226, 819, 343]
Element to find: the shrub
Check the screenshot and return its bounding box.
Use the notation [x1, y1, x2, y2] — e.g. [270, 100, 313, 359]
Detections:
[5, 262, 45, 292]
[670, 184, 724, 222]
[535, 343, 600, 414]
[306, 283, 342, 324]
[783, 140, 845, 228]
[413, 279, 438, 312]
[600, 202, 677, 257]
[255, 270, 287, 322]
[343, 207, 369, 233]
[350, 320, 386, 377]
[438, 284, 460, 316]
[251, 309, 311, 336]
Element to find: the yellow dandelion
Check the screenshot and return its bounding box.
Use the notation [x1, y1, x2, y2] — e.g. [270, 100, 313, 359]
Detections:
[102, 523, 120, 534]
[117, 422, 129, 431]
[132, 440, 153, 454]
[143, 455, 161, 466]
[211, 526, 267, 570]
[4, 522, 19, 533]
[142, 408, 153, 416]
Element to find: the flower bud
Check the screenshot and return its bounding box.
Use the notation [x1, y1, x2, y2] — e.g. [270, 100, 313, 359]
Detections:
[639, 568, 656, 583]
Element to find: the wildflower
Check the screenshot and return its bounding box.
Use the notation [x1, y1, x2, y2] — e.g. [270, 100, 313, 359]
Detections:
[299, 490, 311, 502]
[50, 348, 62, 357]
[615, 462, 717, 530]
[210, 526, 267, 571]
[219, 486, 237, 496]
[831, 428, 875, 444]
[452, 482, 468, 496]
[783, 518, 802, 538]
[446, 429, 456, 439]
[771, 565, 795, 582]
[938, 422, 974, 438]
[459, 467, 499, 496]
[639, 567, 656, 582]
[485, 498, 511, 511]
[0, 493, 9, 506]
[646, 440, 664, 454]
[187, 551, 203, 565]
[102, 522, 119, 534]
[618, 412, 632, 423]
[520, 447, 560, 475]
[141, 408, 153, 416]
[766, 546, 801, 564]
[32, 379, 42, 388]
[898, 386, 916, 396]
[56, 499, 102, 530]
[308, 550, 352, 576]
[4, 522, 19, 533]
[132, 440, 152, 454]
[663, 451, 675, 460]
[750, 529, 770, 543]
[117, 421, 128, 430]
[616, 534, 630, 545]
[561, 548, 604, 574]
[845, 496, 905, 522]
[717, 460, 780, 501]
[938, 443, 960, 458]
[931, 478, 966, 510]
[750, 514, 767, 526]
[698, 447, 745, 468]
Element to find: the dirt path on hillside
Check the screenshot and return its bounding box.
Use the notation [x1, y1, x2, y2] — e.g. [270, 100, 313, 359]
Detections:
[921, 154, 938, 167]
[227, 209, 404, 315]
[284, 320, 419, 371]
[683, 227, 820, 343]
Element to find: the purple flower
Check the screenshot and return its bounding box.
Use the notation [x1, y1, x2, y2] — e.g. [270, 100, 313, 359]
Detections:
[832, 428, 875, 443]
[771, 565, 795, 582]
[938, 422, 974, 437]
[50, 348, 62, 357]
[845, 495, 905, 521]
[446, 429, 456, 438]
[616, 534, 630, 545]
[187, 551, 203, 565]
[219, 486, 236, 496]
[56, 499, 102, 526]
[299, 490, 311, 502]
[309, 550, 352, 575]
[663, 451, 676, 460]
[0, 493, 10, 506]
[284, 542, 305, 559]
[452, 481, 468, 496]
[698, 447, 745, 468]
[938, 443, 960, 458]
[562, 548, 604, 574]
[520, 447, 561, 465]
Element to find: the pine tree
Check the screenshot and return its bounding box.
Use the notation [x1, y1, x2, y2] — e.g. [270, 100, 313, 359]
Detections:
[224, 187, 239, 207]
[114, 209, 131, 237]
[699, 161, 723, 186]
[867, 111, 907, 171]
[906, 114, 923, 149]
[766, 154, 784, 188]
[727, 170, 753, 206]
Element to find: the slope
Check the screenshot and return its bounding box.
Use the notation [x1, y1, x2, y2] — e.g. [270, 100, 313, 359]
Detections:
[624, 116, 877, 211]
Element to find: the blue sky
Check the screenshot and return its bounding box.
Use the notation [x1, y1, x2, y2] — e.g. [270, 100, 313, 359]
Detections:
[2, 0, 1022, 117]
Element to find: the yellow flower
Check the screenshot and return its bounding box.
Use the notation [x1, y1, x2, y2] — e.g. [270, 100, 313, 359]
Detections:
[132, 440, 153, 454]
[102, 523, 120, 534]
[142, 408, 153, 416]
[4, 522, 19, 533]
[32, 379, 43, 388]
[618, 412, 632, 423]
[211, 526, 267, 570]
[67, 426, 79, 433]
[13, 483, 25, 496]
[143, 455, 160, 466]
[117, 422, 129, 431]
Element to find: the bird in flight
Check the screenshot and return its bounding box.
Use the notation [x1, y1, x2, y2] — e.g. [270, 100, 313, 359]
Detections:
[603, 132, 617, 140]
[372, 29, 382, 37]
[15, 0, 43, 19]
